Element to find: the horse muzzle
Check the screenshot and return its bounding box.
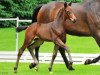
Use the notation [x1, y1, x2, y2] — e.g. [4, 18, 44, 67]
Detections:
[70, 18, 76, 23]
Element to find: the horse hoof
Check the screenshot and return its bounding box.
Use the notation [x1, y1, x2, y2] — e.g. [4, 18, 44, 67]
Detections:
[34, 67, 38, 72]
[84, 59, 92, 65]
[29, 63, 37, 69]
[68, 66, 75, 71]
[69, 67, 75, 71]
[48, 67, 52, 72]
[14, 67, 17, 73]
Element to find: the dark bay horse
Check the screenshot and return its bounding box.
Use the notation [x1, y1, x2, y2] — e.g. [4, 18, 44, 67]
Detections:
[14, 2, 76, 73]
[16, 0, 100, 71]
[34, 0, 100, 65]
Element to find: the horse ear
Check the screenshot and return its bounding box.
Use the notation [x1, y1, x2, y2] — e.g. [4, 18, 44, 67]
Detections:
[64, 2, 67, 8]
[68, 1, 72, 6]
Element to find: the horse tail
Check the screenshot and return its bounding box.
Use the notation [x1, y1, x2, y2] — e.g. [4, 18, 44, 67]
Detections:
[16, 26, 28, 32]
[32, 4, 43, 23]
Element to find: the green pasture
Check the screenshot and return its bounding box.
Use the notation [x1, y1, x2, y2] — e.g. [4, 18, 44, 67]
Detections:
[0, 62, 100, 75]
[0, 28, 99, 53]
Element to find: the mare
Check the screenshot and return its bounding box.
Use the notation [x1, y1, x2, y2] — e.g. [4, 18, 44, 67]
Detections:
[14, 2, 76, 73]
[33, 0, 100, 67]
[16, 0, 100, 72]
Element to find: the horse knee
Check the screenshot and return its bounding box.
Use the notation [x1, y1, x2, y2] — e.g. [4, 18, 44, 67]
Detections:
[27, 45, 32, 50]
[53, 53, 57, 58]
[18, 49, 24, 57]
[65, 47, 70, 53]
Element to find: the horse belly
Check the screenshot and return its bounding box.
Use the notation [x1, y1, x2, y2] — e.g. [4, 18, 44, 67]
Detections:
[36, 26, 52, 41]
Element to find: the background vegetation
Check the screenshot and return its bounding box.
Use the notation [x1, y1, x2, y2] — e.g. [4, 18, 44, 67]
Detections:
[0, 0, 82, 27]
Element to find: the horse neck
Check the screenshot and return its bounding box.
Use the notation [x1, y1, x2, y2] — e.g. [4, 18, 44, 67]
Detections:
[54, 9, 66, 27]
[85, 0, 100, 22]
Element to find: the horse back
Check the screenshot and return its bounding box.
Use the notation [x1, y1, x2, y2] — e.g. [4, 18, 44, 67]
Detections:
[37, 1, 63, 23]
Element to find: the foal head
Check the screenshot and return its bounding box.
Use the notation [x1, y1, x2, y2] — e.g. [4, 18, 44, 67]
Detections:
[63, 2, 77, 23]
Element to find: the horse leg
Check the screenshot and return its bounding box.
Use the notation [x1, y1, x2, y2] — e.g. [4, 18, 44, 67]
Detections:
[84, 13, 100, 65]
[35, 47, 40, 62]
[85, 31, 100, 64]
[27, 45, 39, 71]
[85, 55, 100, 65]
[27, 39, 44, 69]
[14, 28, 36, 73]
[59, 47, 72, 69]
[14, 44, 27, 73]
[64, 47, 73, 65]
[48, 46, 72, 71]
[48, 45, 59, 73]
[29, 46, 40, 69]
[55, 38, 74, 70]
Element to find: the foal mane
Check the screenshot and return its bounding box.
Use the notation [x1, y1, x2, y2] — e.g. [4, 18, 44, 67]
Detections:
[55, 7, 64, 20]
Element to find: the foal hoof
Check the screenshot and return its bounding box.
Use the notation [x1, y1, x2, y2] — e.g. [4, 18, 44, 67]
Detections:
[34, 67, 38, 72]
[48, 67, 52, 72]
[48, 67, 53, 74]
[29, 63, 37, 69]
[14, 67, 17, 73]
[84, 59, 92, 65]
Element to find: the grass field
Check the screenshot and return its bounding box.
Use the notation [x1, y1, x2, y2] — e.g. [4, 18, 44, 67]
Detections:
[0, 62, 100, 75]
[0, 28, 99, 53]
[0, 28, 100, 75]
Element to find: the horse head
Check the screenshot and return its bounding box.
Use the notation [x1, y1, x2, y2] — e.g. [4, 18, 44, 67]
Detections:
[63, 2, 77, 23]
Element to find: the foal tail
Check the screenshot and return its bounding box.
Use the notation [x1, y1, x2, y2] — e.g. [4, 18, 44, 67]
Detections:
[16, 26, 28, 32]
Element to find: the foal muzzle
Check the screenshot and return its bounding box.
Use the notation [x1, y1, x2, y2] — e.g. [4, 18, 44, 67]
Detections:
[70, 18, 76, 23]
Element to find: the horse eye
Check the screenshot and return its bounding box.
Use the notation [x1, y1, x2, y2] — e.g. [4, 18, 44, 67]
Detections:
[66, 11, 70, 15]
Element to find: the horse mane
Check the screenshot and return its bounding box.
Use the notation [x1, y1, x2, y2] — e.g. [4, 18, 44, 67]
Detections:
[55, 7, 64, 20]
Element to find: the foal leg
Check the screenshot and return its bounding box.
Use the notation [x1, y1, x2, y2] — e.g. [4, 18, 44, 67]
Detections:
[14, 45, 26, 73]
[48, 45, 59, 73]
[28, 46, 39, 71]
[55, 38, 74, 70]
[27, 39, 44, 69]
[59, 47, 72, 69]
[65, 47, 73, 65]
[14, 28, 36, 73]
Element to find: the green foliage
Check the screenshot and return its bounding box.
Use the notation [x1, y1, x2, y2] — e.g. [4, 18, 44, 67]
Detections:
[65, 0, 82, 2]
[0, 0, 51, 27]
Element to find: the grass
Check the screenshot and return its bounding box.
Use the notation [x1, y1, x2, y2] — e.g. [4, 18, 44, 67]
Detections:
[0, 28, 100, 75]
[0, 28, 100, 53]
[0, 62, 100, 75]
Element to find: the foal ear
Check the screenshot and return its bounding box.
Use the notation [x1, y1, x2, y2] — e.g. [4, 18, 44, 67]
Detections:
[64, 2, 68, 8]
[68, 1, 72, 6]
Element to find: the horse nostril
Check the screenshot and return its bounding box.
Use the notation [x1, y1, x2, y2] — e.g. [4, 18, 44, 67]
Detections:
[70, 18, 76, 23]
[72, 19, 76, 23]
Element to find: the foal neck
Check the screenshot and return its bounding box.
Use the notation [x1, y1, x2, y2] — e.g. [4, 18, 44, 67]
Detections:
[54, 8, 66, 26]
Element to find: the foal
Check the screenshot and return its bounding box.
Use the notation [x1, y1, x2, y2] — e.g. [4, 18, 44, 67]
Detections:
[14, 2, 76, 73]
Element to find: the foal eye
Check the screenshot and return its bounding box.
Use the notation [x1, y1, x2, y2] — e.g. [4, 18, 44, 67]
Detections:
[66, 11, 70, 15]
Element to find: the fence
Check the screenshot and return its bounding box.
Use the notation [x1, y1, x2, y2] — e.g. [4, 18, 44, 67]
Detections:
[0, 17, 31, 52]
[0, 51, 100, 64]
